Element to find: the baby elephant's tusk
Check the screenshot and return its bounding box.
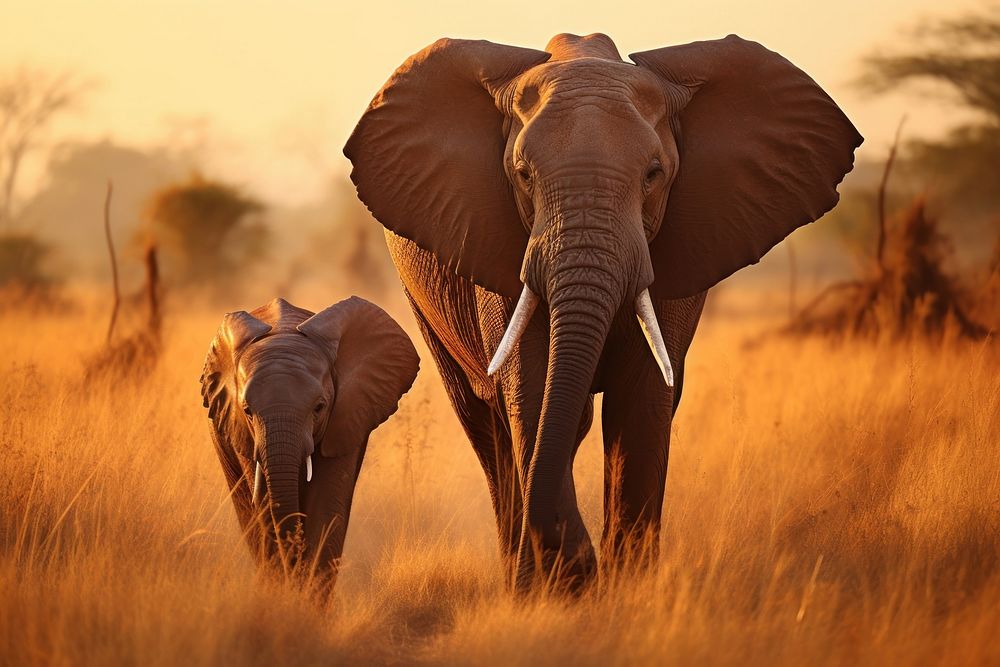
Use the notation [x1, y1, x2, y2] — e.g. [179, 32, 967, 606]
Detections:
[306, 455, 313, 483]
[252, 461, 263, 505]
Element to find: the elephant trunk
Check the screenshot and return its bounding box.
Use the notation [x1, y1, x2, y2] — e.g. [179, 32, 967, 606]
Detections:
[526, 285, 616, 538]
[520, 214, 642, 586]
[254, 413, 307, 557]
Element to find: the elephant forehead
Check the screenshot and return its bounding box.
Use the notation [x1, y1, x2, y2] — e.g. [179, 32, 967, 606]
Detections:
[238, 335, 327, 381]
[545, 32, 623, 61]
[248, 297, 313, 332]
[515, 59, 666, 122]
[239, 359, 330, 410]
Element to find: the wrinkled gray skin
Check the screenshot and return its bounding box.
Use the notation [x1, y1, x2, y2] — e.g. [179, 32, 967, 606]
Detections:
[201, 297, 419, 596]
[345, 33, 862, 592]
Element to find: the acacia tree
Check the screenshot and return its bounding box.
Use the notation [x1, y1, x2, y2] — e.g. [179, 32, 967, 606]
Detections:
[857, 5, 1000, 209]
[0, 68, 86, 230]
[145, 174, 267, 287]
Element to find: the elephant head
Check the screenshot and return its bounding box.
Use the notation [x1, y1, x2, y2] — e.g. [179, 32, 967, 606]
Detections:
[200, 297, 419, 574]
[345, 34, 860, 562]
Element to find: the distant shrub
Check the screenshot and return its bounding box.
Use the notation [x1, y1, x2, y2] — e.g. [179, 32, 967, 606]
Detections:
[0, 233, 52, 289]
[787, 196, 988, 340]
[145, 174, 267, 290]
[977, 234, 1000, 330]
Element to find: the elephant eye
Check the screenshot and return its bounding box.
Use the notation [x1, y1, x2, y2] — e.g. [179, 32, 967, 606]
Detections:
[514, 161, 533, 190]
[314, 401, 326, 415]
[645, 162, 664, 184]
[243, 405, 252, 417]
[643, 161, 665, 195]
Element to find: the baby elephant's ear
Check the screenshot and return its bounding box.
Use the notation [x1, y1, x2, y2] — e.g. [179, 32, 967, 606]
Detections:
[201, 311, 272, 423]
[297, 297, 420, 458]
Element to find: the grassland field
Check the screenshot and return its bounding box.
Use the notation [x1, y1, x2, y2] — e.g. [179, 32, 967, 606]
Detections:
[1, 285, 998, 666]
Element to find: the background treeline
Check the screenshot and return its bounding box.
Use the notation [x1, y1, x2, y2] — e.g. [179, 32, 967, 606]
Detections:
[1, 4, 997, 336]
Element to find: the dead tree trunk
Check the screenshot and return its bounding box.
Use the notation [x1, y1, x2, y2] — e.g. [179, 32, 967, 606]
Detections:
[103, 180, 120, 343]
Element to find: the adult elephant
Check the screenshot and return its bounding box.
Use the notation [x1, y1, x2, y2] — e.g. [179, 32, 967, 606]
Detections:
[344, 32, 862, 592]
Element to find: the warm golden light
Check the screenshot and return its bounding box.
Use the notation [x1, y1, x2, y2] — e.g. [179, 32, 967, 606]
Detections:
[2, 1, 998, 664]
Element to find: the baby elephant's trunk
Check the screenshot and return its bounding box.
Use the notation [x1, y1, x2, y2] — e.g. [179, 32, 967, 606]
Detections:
[255, 412, 307, 564]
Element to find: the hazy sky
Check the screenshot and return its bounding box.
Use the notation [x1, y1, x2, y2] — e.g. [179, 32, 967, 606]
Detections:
[2, 0, 984, 205]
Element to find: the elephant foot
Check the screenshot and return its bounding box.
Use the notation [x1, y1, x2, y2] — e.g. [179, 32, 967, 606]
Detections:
[514, 525, 598, 596]
[554, 541, 598, 596]
[600, 521, 661, 577]
[304, 568, 338, 608]
[262, 549, 340, 606]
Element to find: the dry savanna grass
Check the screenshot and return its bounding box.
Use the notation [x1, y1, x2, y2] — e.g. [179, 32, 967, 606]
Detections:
[1, 288, 998, 665]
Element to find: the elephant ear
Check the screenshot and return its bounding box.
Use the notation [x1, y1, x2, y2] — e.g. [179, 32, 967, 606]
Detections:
[297, 297, 420, 458]
[631, 35, 863, 300]
[200, 312, 272, 465]
[344, 38, 550, 299]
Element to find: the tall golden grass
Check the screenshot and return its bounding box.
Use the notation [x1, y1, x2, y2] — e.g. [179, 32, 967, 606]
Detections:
[1, 289, 998, 665]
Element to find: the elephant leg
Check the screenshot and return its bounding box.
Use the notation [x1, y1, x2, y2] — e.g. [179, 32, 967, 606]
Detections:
[442, 365, 522, 568]
[501, 342, 596, 590]
[405, 293, 522, 569]
[555, 395, 598, 585]
[477, 410, 522, 575]
[510, 395, 596, 592]
[600, 348, 676, 570]
[301, 444, 365, 601]
[208, 431, 270, 563]
[599, 293, 705, 569]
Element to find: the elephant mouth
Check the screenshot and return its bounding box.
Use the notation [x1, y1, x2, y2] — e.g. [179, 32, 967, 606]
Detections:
[251, 453, 314, 507]
[249, 415, 314, 559]
[487, 283, 673, 387]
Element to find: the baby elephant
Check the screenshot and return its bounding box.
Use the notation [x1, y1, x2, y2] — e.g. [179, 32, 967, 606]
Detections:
[200, 296, 419, 593]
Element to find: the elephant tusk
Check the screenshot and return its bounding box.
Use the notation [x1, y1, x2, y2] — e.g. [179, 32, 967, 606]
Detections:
[252, 461, 263, 505]
[487, 285, 539, 376]
[635, 288, 675, 387]
[306, 455, 313, 483]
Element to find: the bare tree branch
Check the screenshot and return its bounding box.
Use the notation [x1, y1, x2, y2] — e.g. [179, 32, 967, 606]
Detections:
[104, 181, 120, 343]
[0, 68, 87, 230]
[877, 118, 906, 275]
